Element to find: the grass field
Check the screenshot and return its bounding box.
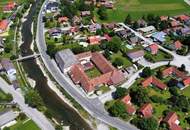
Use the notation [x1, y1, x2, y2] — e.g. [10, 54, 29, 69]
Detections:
[96, 0, 190, 22]
[9, 119, 40, 130]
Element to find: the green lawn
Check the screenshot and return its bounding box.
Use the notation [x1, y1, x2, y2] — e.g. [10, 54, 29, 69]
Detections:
[95, 0, 190, 22]
[9, 119, 40, 130]
[111, 51, 132, 68]
[181, 86, 190, 98]
[85, 67, 102, 79]
[98, 85, 111, 93]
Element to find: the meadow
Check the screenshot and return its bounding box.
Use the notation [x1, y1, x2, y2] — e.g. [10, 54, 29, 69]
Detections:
[96, 0, 190, 22]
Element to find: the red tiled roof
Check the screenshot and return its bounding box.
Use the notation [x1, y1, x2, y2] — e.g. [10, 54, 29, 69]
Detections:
[58, 17, 68, 23]
[109, 70, 125, 85]
[162, 67, 188, 79]
[0, 20, 9, 32]
[3, 2, 16, 11]
[163, 112, 182, 130]
[76, 51, 92, 61]
[126, 104, 136, 115]
[170, 123, 182, 130]
[178, 15, 190, 21]
[142, 76, 167, 90]
[88, 36, 101, 45]
[104, 34, 112, 41]
[70, 52, 125, 93]
[183, 77, 190, 87]
[174, 41, 182, 50]
[91, 52, 115, 74]
[70, 64, 94, 92]
[122, 95, 136, 115]
[122, 95, 131, 105]
[171, 21, 180, 27]
[160, 16, 168, 21]
[139, 103, 153, 118]
[148, 43, 159, 54]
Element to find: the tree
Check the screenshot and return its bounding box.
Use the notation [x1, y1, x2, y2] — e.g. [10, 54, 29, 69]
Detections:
[113, 57, 124, 67]
[108, 101, 126, 117]
[24, 89, 44, 110]
[124, 14, 132, 25]
[185, 117, 190, 124]
[115, 87, 127, 99]
[169, 87, 179, 96]
[46, 44, 57, 58]
[132, 21, 139, 29]
[17, 113, 27, 120]
[169, 95, 190, 112]
[131, 117, 158, 130]
[107, 36, 122, 53]
[97, 6, 108, 20]
[179, 64, 186, 72]
[130, 87, 150, 106]
[104, 49, 111, 60]
[156, 69, 163, 79]
[141, 67, 153, 78]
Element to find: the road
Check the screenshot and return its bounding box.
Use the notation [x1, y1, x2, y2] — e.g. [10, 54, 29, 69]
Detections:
[0, 78, 55, 130]
[36, 1, 139, 130]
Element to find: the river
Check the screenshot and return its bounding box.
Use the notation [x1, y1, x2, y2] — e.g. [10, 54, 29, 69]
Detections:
[20, 1, 92, 130]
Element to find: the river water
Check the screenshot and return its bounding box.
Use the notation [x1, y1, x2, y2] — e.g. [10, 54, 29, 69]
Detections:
[20, 1, 92, 130]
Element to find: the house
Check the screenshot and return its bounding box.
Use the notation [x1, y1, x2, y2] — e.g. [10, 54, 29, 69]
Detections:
[177, 77, 190, 90]
[45, 2, 59, 13]
[137, 19, 147, 27]
[72, 16, 81, 25]
[58, 16, 68, 23]
[103, 34, 112, 41]
[104, 23, 116, 29]
[0, 110, 17, 129]
[116, 29, 131, 39]
[0, 19, 9, 34]
[163, 112, 182, 130]
[69, 52, 125, 93]
[162, 67, 188, 80]
[129, 36, 139, 45]
[1, 59, 16, 81]
[81, 11, 91, 17]
[170, 21, 180, 28]
[151, 31, 167, 43]
[89, 23, 101, 32]
[127, 50, 144, 62]
[142, 76, 167, 90]
[160, 16, 169, 21]
[48, 28, 62, 38]
[177, 15, 190, 22]
[122, 95, 136, 115]
[3, 2, 17, 12]
[173, 41, 182, 50]
[99, 1, 113, 9]
[137, 26, 156, 35]
[179, 27, 190, 36]
[55, 49, 78, 73]
[88, 35, 101, 45]
[146, 44, 159, 55]
[139, 103, 153, 118]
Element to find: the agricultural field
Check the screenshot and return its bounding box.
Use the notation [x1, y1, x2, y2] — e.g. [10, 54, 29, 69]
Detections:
[96, 0, 190, 22]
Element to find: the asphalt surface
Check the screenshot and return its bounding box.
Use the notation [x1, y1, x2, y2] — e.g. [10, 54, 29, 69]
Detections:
[0, 78, 55, 130]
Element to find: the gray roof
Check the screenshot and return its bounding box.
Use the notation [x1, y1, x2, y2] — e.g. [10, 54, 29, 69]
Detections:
[55, 49, 78, 72]
[0, 110, 17, 127]
[1, 59, 15, 71]
[127, 50, 144, 59]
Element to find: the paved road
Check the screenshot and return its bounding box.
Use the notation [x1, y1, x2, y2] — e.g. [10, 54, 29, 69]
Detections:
[0, 78, 55, 130]
[36, 1, 139, 130]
